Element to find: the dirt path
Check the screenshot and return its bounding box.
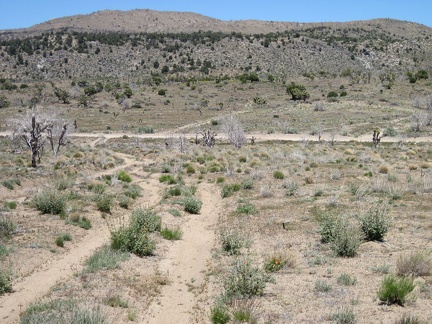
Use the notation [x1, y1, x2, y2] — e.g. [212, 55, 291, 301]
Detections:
[145, 182, 221, 324]
[0, 154, 159, 324]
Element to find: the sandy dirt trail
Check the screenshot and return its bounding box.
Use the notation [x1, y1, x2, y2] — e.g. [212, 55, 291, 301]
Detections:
[0, 153, 159, 324]
[145, 182, 221, 324]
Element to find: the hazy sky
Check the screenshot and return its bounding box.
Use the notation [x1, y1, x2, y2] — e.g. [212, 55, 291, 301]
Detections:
[1, 0, 431, 30]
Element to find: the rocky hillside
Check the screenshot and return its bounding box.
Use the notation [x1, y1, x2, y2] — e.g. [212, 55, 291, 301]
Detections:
[0, 9, 431, 81]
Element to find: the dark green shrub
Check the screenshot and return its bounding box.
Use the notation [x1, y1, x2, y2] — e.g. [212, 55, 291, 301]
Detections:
[159, 174, 177, 184]
[377, 275, 415, 305]
[160, 227, 183, 240]
[55, 233, 72, 247]
[110, 224, 156, 257]
[273, 170, 284, 179]
[327, 91, 339, 98]
[67, 215, 92, 230]
[118, 170, 132, 183]
[236, 201, 257, 215]
[2, 180, 15, 190]
[158, 89, 166, 96]
[137, 125, 154, 134]
[33, 188, 67, 215]
[359, 207, 389, 241]
[286, 82, 309, 101]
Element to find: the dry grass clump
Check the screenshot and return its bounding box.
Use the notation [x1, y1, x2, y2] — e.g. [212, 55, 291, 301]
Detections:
[396, 252, 431, 277]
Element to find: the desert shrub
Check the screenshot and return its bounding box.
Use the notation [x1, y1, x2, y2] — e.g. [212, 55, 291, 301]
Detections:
[2, 180, 14, 190]
[359, 207, 389, 241]
[67, 215, 92, 230]
[0, 243, 10, 258]
[83, 245, 129, 273]
[264, 255, 291, 273]
[222, 257, 274, 299]
[90, 183, 106, 194]
[110, 217, 156, 257]
[118, 195, 130, 209]
[160, 227, 183, 240]
[236, 201, 257, 215]
[221, 183, 241, 198]
[273, 170, 284, 179]
[0, 268, 12, 295]
[283, 181, 299, 196]
[183, 196, 202, 214]
[117, 170, 132, 183]
[6, 201, 17, 210]
[210, 303, 230, 324]
[327, 91, 339, 98]
[219, 228, 250, 255]
[377, 275, 415, 305]
[137, 125, 154, 134]
[124, 184, 142, 199]
[33, 188, 67, 215]
[95, 194, 113, 213]
[186, 164, 196, 174]
[328, 306, 355, 324]
[330, 221, 363, 257]
[337, 273, 357, 286]
[55, 233, 72, 247]
[319, 212, 339, 243]
[169, 209, 181, 217]
[231, 299, 259, 324]
[130, 208, 161, 233]
[216, 177, 225, 184]
[395, 313, 423, 324]
[0, 216, 16, 237]
[241, 179, 254, 190]
[159, 174, 177, 184]
[104, 295, 128, 308]
[158, 89, 166, 95]
[396, 252, 431, 277]
[315, 280, 332, 293]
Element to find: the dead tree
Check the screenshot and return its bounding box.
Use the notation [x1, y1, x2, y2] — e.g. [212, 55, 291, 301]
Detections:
[220, 114, 245, 149]
[251, 136, 256, 145]
[16, 113, 50, 167]
[46, 120, 70, 156]
[372, 130, 381, 148]
[197, 129, 217, 147]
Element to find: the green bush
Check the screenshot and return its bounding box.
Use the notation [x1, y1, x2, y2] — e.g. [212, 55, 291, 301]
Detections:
[67, 215, 92, 230]
[83, 245, 129, 273]
[118, 195, 130, 209]
[0, 268, 12, 295]
[137, 125, 154, 134]
[95, 194, 113, 213]
[183, 196, 202, 214]
[359, 207, 389, 241]
[159, 174, 177, 184]
[236, 201, 257, 215]
[117, 170, 132, 183]
[241, 179, 254, 190]
[6, 201, 17, 210]
[221, 184, 241, 198]
[327, 91, 339, 98]
[315, 280, 332, 293]
[222, 257, 274, 299]
[160, 227, 183, 240]
[111, 225, 156, 257]
[2, 180, 14, 190]
[264, 256, 288, 273]
[210, 304, 230, 324]
[130, 208, 161, 233]
[330, 222, 363, 257]
[33, 188, 67, 215]
[377, 275, 415, 305]
[337, 273, 357, 286]
[273, 170, 284, 179]
[55, 233, 72, 247]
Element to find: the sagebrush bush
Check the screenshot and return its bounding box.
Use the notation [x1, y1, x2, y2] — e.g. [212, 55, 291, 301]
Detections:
[328, 306, 355, 324]
[33, 188, 67, 215]
[124, 184, 141, 199]
[222, 257, 274, 300]
[68, 215, 92, 230]
[219, 228, 250, 255]
[0, 268, 12, 295]
[183, 196, 202, 214]
[315, 279, 332, 293]
[0, 216, 16, 237]
[337, 273, 357, 286]
[359, 207, 389, 241]
[396, 252, 431, 277]
[377, 275, 415, 305]
[210, 303, 230, 324]
[330, 222, 363, 257]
